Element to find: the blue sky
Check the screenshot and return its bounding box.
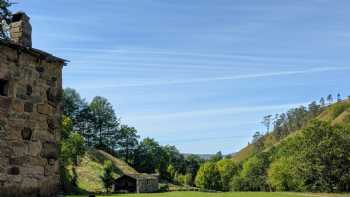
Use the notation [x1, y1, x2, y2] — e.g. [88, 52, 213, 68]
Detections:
[14, 0, 350, 154]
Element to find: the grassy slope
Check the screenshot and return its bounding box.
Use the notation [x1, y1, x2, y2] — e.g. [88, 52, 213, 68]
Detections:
[232, 100, 350, 162]
[67, 191, 350, 197]
[67, 149, 138, 193]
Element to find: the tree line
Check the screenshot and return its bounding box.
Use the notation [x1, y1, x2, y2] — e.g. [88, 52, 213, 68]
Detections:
[253, 93, 344, 152]
[60, 88, 204, 191]
[194, 94, 350, 192]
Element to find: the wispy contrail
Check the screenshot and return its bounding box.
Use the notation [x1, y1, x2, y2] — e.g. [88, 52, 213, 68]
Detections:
[73, 66, 350, 89]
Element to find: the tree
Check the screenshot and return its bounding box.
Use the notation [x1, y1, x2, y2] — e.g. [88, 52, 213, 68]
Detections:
[61, 133, 86, 166]
[262, 115, 272, 133]
[233, 153, 270, 191]
[185, 154, 204, 183]
[252, 131, 264, 151]
[210, 151, 223, 162]
[60, 131, 86, 189]
[337, 93, 342, 102]
[195, 162, 222, 191]
[133, 138, 167, 177]
[89, 96, 120, 151]
[216, 159, 238, 191]
[167, 164, 176, 181]
[63, 88, 86, 120]
[319, 97, 325, 107]
[101, 160, 114, 193]
[267, 157, 303, 191]
[308, 101, 320, 118]
[268, 121, 350, 192]
[163, 145, 186, 175]
[327, 94, 333, 105]
[294, 121, 350, 192]
[116, 125, 139, 164]
[0, 0, 12, 39]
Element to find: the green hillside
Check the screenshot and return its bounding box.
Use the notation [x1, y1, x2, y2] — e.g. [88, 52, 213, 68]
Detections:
[67, 149, 138, 193]
[232, 100, 350, 162]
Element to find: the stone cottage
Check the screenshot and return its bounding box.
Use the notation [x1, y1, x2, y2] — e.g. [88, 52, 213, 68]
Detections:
[0, 12, 66, 197]
[112, 173, 159, 193]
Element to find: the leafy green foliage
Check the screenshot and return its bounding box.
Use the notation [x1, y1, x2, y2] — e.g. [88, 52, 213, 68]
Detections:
[239, 120, 350, 192]
[61, 132, 86, 166]
[100, 160, 114, 193]
[267, 157, 303, 191]
[195, 162, 222, 191]
[89, 96, 120, 150]
[233, 153, 270, 191]
[62, 88, 203, 187]
[175, 173, 193, 186]
[331, 101, 350, 118]
[281, 121, 350, 192]
[216, 159, 238, 191]
[116, 125, 139, 163]
[133, 138, 166, 174]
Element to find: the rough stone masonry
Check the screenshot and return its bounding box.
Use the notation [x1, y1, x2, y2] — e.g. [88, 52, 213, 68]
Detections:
[0, 12, 66, 197]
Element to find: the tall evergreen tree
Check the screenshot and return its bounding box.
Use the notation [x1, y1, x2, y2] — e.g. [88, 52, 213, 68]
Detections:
[116, 125, 139, 164]
[319, 97, 325, 107]
[262, 115, 272, 133]
[327, 94, 333, 105]
[337, 93, 342, 102]
[89, 96, 120, 152]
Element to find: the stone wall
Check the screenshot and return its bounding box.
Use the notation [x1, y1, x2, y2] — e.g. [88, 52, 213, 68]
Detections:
[0, 43, 63, 197]
[137, 178, 159, 193]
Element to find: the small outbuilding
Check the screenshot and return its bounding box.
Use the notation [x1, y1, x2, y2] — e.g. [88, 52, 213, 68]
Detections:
[112, 173, 159, 193]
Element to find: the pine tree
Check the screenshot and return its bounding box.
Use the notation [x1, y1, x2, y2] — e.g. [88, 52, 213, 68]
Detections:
[326, 94, 333, 105]
[319, 97, 325, 107]
[337, 93, 342, 102]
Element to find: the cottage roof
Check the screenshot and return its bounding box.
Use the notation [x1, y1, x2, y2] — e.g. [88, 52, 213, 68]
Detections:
[117, 173, 158, 181]
[0, 39, 67, 64]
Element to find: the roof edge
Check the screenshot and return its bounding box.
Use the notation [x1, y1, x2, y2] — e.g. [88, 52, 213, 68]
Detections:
[0, 39, 68, 64]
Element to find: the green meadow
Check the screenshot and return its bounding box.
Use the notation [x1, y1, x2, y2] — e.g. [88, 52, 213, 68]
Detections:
[67, 191, 350, 197]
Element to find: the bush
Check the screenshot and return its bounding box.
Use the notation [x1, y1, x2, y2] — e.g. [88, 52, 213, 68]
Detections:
[175, 173, 193, 186]
[158, 184, 169, 192]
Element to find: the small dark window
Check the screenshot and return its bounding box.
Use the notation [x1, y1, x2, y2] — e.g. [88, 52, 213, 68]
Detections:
[21, 127, 33, 141]
[8, 167, 20, 175]
[26, 85, 32, 96]
[0, 80, 9, 96]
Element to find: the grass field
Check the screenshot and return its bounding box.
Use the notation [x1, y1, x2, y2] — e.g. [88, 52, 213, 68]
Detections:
[67, 191, 350, 197]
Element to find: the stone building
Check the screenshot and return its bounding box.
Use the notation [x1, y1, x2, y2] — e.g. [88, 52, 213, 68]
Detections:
[0, 12, 66, 197]
[112, 173, 159, 193]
